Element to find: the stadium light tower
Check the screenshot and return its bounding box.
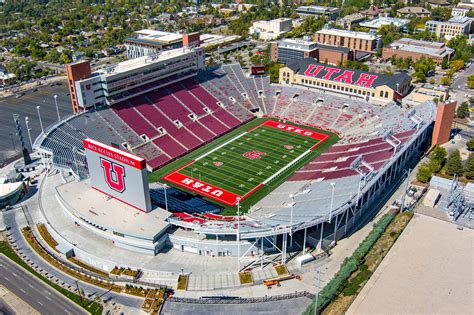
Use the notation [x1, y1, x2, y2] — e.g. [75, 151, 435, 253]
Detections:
[54, 94, 60, 121]
[237, 196, 241, 272]
[163, 183, 168, 211]
[36, 106, 44, 134]
[329, 183, 336, 223]
[25, 117, 33, 150]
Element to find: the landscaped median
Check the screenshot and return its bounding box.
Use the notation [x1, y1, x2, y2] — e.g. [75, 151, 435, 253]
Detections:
[0, 239, 103, 315]
[20, 226, 166, 299]
[303, 210, 414, 315]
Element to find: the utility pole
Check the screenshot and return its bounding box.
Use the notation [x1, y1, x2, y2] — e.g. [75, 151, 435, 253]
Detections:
[313, 268, 324, 315]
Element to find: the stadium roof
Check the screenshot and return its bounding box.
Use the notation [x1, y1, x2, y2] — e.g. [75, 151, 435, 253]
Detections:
[285, 58, 411, 90]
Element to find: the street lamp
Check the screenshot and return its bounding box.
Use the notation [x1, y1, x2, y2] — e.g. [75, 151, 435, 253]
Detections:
[25, 116, 33, 150]
[329, 183, 336, 223]
[54, 94, 60, 121]
[289, 194, 294, 235]
[163, 183, 168, 211]
[36, 106, 44, 134]
[236, 197, 241, 272]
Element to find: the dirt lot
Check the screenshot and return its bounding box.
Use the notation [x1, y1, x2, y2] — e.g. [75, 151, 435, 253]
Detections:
[347, 214, 473, 314]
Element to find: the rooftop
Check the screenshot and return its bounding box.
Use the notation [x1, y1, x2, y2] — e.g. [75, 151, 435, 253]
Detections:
[296, 5, 339, 13]
[94, 47, 195, 77]
[317, 27, 380, 40]
[397, 7, 431, 14]
[57, 179, 170, 239]
[286, 58, 411, 90]
[359, 17, 409, 29]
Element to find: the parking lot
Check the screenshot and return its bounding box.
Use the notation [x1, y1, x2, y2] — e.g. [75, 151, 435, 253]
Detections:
[0, 79, 71, 166]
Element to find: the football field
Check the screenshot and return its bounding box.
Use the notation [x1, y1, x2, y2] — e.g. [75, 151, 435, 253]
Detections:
[163, 120, 329, 206]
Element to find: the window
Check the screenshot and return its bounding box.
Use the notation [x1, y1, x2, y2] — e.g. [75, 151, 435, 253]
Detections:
[385, 91, 389, 98]
[380, 90, 383, 97]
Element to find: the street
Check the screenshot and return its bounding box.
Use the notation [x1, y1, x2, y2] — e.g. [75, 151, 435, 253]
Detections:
[0, 254, 86, 315]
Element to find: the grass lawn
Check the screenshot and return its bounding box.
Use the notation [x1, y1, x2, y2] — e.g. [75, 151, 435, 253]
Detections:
[150, 118, 339, 214]
[0, 240, 103, 315]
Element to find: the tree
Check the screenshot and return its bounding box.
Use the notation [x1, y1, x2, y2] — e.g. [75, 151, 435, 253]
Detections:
[449, 59, 465, 72]
[467, 74, 474, 89]
[457, 102, 470, 119]
[467, 138, 474, 151]
[417, 161, 433, 183]
[445, 149, 464, 176]
[430, 146, 447, 172]
[465, 153, 474, 179]
[440, 76, 450, 86]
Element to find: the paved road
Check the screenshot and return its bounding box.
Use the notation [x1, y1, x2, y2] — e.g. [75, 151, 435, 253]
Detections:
[0, 81, 71, 165]
[0, 255, 86, 315]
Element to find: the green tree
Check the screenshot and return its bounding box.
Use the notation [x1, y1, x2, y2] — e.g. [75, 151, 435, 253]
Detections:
[457, 102, 470, 119]
[466, 138, 474, 151]
[449, 59, 465, 72]
[417, 161, 433, 183]
[445, 149, 464, 176]
[430, 146, 447, 172]
[465, 153, 474, 179]
[440, 76, 450, 86]
[467, 74, 474, 89]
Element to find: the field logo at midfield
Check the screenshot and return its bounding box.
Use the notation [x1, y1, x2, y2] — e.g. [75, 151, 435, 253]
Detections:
[213, 161, 223, 167]
[100, 158, 126, 193]
[284, 145, 294, 149]
[243, 151, 266, 160]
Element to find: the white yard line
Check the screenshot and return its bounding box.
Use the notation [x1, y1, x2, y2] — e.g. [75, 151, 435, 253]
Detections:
[194, 132, 248, 161]
[263, 149, 312, 184]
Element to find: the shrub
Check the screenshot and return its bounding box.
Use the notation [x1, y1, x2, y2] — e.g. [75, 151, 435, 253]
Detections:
[446, 149, 464, 176]
[417, 161, 434, 183]
[457, 102, 470, 119]
[467, 138, 474, 151]
[303, 212, 395, 315]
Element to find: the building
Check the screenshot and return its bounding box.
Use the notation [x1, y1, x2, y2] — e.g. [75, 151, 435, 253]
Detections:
[382, 38, 454, 64]
[279, 58, 411, 104]
[249, 18, 293, 41]
[452, 7, 471, 17]
[271, 38, 353, 66]
[408, 84, 449, 104]
[314, 28, 382, 53]
[432, 100, 456, 146]
[360, 5, 385, 18]
[336, 13, 366, 30]
[124, 30, 186, 59]
[426, 0, 451, 8]
[397, 7, 431, 18]
[65, 43, 205, 112]
[295, 5, 339, 20]
[359, 17, 409, 30]
[458, 0, 474, 9]
[425, 16, 473, 40]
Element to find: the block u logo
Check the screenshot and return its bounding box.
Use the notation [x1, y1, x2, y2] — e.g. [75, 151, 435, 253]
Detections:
[100, 158, 126, 193]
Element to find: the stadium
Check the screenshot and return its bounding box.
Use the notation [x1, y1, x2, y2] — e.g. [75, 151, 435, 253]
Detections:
[32, 43, 437, 272]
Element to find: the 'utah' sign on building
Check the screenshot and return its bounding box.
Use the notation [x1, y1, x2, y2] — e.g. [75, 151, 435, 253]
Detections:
[279, 58, 411, 104]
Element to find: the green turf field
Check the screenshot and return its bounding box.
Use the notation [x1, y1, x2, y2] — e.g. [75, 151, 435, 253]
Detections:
[178, 124, 319, 195]
[149, 118, 339, 214]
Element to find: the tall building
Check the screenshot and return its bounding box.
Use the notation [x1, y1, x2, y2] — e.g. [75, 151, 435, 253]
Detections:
[124, 30, 192, 59]
[425, 16, 473, 40]
[65, 45, 205, 112]
[314, 28, 382, 53]
[249, 18, 293, 41]
[432, 100, 456, 146]
[382, 38, 454, 64]
[66, 61, 92, 113]
[271, 38, 353, 66]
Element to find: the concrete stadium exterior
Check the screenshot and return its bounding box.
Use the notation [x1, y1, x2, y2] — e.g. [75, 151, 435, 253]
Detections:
[32, 61, 437, 270]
